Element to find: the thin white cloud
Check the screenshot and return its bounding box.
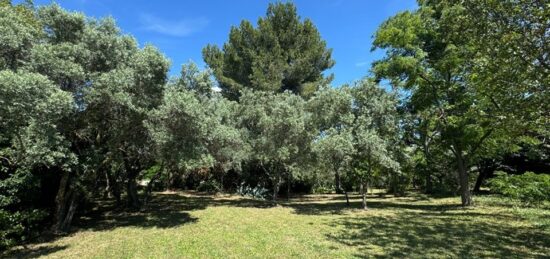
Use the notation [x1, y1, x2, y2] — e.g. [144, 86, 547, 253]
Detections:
[140, 14, 209, 37]
[355, 61, 369, 67]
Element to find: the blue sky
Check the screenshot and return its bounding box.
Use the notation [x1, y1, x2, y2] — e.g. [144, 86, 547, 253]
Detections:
[21, 0, 417, 86]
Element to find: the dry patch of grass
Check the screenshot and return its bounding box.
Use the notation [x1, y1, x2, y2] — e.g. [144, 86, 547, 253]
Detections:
[4, 192, 549, 258]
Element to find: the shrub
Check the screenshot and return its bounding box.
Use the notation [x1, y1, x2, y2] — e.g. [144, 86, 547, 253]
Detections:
[312, 184, 333, 194]
[0, 209, 47, 249]
[236, 184, 270, 200]
[489, 171, 550, 205]
[197, 179, 221, 194]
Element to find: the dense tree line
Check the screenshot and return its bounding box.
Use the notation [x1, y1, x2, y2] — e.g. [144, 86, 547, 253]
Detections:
[0, 0, 547, 248]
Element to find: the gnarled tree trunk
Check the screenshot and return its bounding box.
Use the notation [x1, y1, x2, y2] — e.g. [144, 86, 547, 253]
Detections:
[344, 191, 350, 207]
[360, 179, 367, 210]
[126, 174, 140, 209]
[455, 147, 473, 206]
[425, 170, 433, 194]
[286, 173, 292, 201]
[334, 170, 342, 194]
[52, 171, 79, 233]
[124, 160, 141, 209]
[143, 163, 164, 208]
[272, 174, 282, 201]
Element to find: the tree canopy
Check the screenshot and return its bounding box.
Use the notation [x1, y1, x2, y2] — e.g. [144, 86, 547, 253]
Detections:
[203, 2, 334, 99]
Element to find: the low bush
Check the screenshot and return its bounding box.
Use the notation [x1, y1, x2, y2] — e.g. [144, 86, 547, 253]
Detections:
[0, 209, 47, 249]
[197, 179, 221, 194]
[489, 171, 550, 205]
[236, 184, 270, 200]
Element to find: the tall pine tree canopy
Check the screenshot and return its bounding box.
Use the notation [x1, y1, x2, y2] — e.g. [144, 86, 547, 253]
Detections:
[203, 2, 334, 99]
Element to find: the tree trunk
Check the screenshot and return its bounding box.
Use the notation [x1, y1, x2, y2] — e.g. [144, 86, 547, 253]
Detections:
[344, 191, 350, 207]
[112, 177, 122, 206]
[455, 148, 473, 206]
[143, 164, 164, 208]
[103, 170, 112, 199]
[168, 170, 177, 190]
[286, 173, 291, 201]
[474, 169, 486, 194]
[126, 174, 140, 209]
[474, 161, 495, 194]
[52, 171, 79, 233]
[423, 137, 433, 194]
[360, 179, 367, 210]
[123, 158, 141, 209]
[272, 175, 281, 201]
[52, 171, 69, 226]
[60, 193, 78, 231]
[335, 171, 342, 194]
[220, 169, 225, 193]
[425, 170, 433, 194]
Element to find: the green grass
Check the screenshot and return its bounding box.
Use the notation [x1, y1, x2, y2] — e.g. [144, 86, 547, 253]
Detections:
[4, 191, 550, 258]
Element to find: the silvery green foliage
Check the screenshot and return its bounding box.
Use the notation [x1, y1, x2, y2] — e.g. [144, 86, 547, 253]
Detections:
[309, 81, 400, 187]
[350, 79, 400, 177]
[201, 94, 249, 172]
[84, 44, 170, 168]
[147, 86, 210, 170]
[0, 70, 74, 242]
[147, 66, 247, 173]
[0, 4, 40, 70]
[0, 70, 74, 169]
[0, 1, 172, 241]
[238, 90, 314, 183]
[179, 62, 216, 97]
[309, 86, 355, 178]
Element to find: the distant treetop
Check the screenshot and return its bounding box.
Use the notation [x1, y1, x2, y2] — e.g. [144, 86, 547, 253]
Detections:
[203, 2, 334, 100]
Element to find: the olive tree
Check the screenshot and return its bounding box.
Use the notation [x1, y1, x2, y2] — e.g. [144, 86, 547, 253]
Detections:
[350, 80, 400, 209]
[239, 90, 314, 200]
[0, 70, 74, 244]
[309, 86, 354, 196]
[147, 65, 248, 193]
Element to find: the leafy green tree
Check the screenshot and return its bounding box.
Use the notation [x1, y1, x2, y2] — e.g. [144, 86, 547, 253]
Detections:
[147, 66, 248, 193]
[147, 86, 210, 189]
[309, 86, 354, 195]
[350, 80, 400, 209]
[372, 1, 521, 206]
[201, 95, 249, 191]
[309, 81, 400, 208]
[178, 62, 216, 97]
[463, 0, 549, 138]
[85, 45, 170, 209]
[25, 3, 167, 224]
[239, 90, 314, 200]
[203, 2, 334, 99]
[0, 70, 74, 247]
[0, 0, 41, 70]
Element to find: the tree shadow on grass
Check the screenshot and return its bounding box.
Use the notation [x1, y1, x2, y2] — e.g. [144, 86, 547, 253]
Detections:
[3, 192, 275, 258]
[285, 194, 464, 216]
[76, 194, 200, 231]
[77, 193, 274, 231]
[327, 211, 550, 258]
[2, 245, 69, 259]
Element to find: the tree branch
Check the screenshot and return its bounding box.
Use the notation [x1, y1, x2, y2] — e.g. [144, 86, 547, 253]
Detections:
[468, 128, 494, 159]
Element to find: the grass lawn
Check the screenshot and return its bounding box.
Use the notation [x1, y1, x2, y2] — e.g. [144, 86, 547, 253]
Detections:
[4, 191, 549, 258]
